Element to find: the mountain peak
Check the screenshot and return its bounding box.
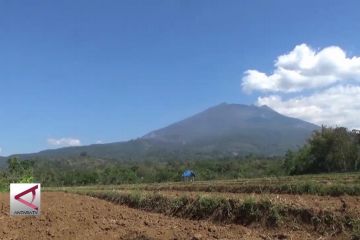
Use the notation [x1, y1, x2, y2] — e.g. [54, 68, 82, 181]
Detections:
[142, 103, 318, 155]
[11, 103, 319, 161]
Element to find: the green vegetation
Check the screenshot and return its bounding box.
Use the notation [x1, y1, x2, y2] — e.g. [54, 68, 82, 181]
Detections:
[285, 126, 360, 174]
[1, 155, 285, 187]
[50, 172, 360, 196]
[70, 190, 356, 235]
[1, 126, 359, 190]
[0, 158, 34, 191]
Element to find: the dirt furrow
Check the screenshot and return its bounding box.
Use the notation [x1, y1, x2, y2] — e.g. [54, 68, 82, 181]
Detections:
[0, 192, 340, 240]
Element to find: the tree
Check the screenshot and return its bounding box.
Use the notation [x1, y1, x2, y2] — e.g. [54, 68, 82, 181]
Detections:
[286, 126, 360, 174]
[283, 150, 295, 174]
[7, 158, 34, 183]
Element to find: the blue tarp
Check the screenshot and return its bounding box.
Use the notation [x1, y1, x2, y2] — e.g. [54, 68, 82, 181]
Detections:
[182, 170, 195, 177]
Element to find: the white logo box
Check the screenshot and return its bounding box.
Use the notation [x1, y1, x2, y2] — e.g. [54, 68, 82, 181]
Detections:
[10, 183, 41, 216]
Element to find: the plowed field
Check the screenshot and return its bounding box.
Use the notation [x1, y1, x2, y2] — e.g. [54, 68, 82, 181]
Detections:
[0, 192, 355, 240]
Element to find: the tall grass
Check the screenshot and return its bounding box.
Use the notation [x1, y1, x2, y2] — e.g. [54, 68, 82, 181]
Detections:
[76, 190, 357, 236]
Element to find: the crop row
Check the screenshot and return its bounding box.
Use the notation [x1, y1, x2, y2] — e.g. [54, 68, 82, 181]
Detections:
[73, 190, 360, 239]
[49, 173, 360, 196]
[55, 181, 360, 197]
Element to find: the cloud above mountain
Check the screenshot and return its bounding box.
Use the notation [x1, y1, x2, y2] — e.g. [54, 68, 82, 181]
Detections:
[257, 85, 360, 129]
[242, 44, 360, 93]
[47, 138, 81, 147]
[242, 44, 360, 130]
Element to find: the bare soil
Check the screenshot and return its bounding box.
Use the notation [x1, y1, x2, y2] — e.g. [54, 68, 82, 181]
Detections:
[0, 192, 350, 240]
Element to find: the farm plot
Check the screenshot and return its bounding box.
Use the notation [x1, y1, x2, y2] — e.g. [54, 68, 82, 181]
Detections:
[55, 173, 360, 239]
[0, 192, 326, 240]
[58, 172, 360, 196]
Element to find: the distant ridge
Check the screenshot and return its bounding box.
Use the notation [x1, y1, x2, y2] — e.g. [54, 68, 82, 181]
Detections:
[141, 103, 319, 154]
[10, 103, 319, 162]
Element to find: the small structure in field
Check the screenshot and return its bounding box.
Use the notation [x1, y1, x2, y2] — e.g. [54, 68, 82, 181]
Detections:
[182, 169, 196, 182]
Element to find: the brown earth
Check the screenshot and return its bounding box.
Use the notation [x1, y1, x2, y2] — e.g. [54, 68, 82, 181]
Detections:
[0, 192, 349, 240]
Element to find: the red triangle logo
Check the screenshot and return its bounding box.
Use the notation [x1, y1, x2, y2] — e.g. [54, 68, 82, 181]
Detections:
[14, 185, 39, 210]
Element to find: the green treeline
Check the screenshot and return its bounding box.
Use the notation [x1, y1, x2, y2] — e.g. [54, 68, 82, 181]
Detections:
[1, 156, 284, 187]
[1, 126, 359, 189]
[34, 156, 284, 186]
[0, 158, 35, 191]
[284, 126, 360, 174]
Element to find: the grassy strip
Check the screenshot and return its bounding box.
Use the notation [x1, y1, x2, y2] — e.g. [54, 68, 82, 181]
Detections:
[59, 182, 360, 196]
[43, 173, 360, 196]
[74, 190, 359, 238]
[47, 182, 360, 197]
[45, 173, 360, 196]
[140, 182, 360, 196]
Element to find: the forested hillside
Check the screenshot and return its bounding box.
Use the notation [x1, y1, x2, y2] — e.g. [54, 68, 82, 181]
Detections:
[1, 126, 359, 189]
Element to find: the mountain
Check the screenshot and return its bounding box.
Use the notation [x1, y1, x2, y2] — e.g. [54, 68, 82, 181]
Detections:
[12, 103, 319, 161]
[0, 157, 6, 167]
[142, 103, 319, 155]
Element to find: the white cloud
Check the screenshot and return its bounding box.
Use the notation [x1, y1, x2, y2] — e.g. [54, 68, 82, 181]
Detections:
[257, 85, 360, 129]
[0, 147, 2, 154]
[47, 138, 81, 147]
[242, 44, 360, 93]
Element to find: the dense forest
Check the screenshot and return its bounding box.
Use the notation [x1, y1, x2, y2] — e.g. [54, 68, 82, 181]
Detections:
[1, 126, 359, 190]
[284, 126, 360, 174]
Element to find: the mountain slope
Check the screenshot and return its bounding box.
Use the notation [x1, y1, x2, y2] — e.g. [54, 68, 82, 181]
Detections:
[142, 103, 319, 155]
[13, 103, 319, 161]
[0, 157, 6, 168]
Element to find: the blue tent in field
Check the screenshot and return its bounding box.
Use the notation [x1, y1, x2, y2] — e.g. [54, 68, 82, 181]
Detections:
[182, 169, 195, 181]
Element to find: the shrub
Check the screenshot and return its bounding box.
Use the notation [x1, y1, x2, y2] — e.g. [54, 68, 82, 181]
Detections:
[238, 197, 261, 225]
[267, 205, 282, 227]
[196, 196, 219, 218]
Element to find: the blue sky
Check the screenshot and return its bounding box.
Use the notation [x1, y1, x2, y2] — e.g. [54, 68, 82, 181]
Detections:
[1, 0, 360, 155]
